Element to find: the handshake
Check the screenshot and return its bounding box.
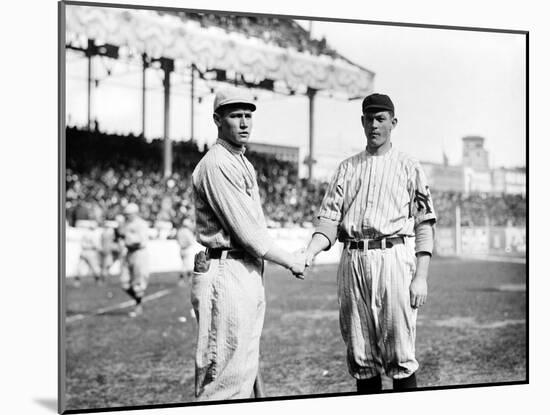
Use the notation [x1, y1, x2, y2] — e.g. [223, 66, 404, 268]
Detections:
[288, 249, 314, 280]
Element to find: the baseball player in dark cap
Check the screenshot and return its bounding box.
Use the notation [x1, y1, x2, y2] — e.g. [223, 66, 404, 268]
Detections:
[190, 88, 308, 401]
[302, 93, 436, 393]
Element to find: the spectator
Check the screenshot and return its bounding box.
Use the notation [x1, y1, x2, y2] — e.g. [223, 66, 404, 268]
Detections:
[66, 127, 525, 230]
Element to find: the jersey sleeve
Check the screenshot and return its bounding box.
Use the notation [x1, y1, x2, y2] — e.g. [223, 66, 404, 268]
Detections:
[410, 162, 437, 226]
[122, 219, 149, 248]
[199, 161, 274, 258]
[314, 162, 346, 247]
[414, 219, 435, 255]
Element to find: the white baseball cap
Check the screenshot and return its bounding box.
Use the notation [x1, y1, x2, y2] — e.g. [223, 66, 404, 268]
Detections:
[213, 88, 256, 113]
[123, 203, 139, 215]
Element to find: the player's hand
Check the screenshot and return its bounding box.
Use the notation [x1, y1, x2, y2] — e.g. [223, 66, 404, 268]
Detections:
[289, 251, 308, 279]
[409, 276, 428, 309]
[304, 249, 314, 269]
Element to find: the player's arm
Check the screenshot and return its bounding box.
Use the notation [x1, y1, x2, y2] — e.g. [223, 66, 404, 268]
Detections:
[304, 232, 331, 265]
[263, 246, 307, 277]
[200, 162, 303, 275]
[136, 220, 150, 248]
[303, 163, 346, 265]
[410, 219, 435, 309]
[409, 160, 437, 308]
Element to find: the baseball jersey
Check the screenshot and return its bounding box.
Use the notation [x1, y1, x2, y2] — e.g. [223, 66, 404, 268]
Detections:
[100, 227, 116, 254]
[80, 227, 100, 251]
[192, 139, 274, 258]
[314, 145, 437, 380]
[122, 217, 149, 250]
[315, 146, 436, 246]
[176, 226, 195, 249]
[191, 138, 268, 400]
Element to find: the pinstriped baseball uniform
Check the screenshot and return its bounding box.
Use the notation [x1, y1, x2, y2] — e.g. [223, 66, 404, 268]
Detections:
[315, 146, 436, 380]
[191, 138, 275, 401]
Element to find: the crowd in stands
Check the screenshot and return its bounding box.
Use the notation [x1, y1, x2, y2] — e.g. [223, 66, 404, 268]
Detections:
[66, 127, 325, 228]
[66, 127, 526, 231]
[66, 127, 199, 228]
[161, 11, 337, 57]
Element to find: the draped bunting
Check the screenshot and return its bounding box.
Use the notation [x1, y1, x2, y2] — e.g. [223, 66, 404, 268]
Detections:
[65, 5, 374, 97]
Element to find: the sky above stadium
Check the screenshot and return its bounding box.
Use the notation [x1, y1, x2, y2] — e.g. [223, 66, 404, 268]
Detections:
[65, 9, 526, 178]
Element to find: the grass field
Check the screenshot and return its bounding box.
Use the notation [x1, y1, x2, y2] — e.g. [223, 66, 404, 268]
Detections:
[63, 256, 527, 411]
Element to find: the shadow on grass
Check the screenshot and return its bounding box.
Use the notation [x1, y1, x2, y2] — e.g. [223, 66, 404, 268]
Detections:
[99, 309, 133, 317]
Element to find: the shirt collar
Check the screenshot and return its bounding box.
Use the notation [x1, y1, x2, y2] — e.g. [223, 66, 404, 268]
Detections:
[217, 138, 246, 155]
[365, 143, 393, 157]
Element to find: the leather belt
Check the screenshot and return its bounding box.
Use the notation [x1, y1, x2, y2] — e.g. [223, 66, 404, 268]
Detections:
[126, 244, 145, 253]
[347, 236, 405, 250]
[206, 248, 248, 260]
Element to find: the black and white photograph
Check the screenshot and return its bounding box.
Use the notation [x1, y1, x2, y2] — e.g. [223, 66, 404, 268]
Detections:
[8, 0, 550, 414]
[57, 0, 530, 413]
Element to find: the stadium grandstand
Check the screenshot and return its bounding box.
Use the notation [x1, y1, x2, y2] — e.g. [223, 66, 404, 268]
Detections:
[66, 126, 525, 232]
[64, 4, 526, 279]
[161, 11, 338, 57]
[64, 5, 375, 180]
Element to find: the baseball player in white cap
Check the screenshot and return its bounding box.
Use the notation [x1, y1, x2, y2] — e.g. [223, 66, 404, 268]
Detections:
[302, 93, 436, 393]
[190, 88, 307, 401]
[120, 202, 151, 317]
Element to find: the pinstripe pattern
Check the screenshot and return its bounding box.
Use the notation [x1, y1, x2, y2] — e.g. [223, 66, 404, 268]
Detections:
[318, 147, 436, 242]
[338, 239, 419, 379]
[191, 138, 270, 400]
[191, 256, 265, 400]
[317, 146, 435, 380]
[192, 139, 274, 258]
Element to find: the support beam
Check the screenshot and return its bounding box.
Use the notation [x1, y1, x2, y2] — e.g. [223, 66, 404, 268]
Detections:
[306, 87, 317, 181]
[161, 58, 174, 178]
[141, 53, 148, 138]
[86, 39, 94, 131]
[455, 205, 462, 256]
[190, 64, 195, 141]
[68, 40, 118, 132]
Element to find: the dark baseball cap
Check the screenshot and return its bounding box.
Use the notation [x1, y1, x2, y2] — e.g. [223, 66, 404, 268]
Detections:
[362, 93, 395, 113]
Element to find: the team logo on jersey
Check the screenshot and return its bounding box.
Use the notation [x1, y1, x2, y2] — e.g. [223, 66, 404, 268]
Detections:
[414, 186, 433, 214]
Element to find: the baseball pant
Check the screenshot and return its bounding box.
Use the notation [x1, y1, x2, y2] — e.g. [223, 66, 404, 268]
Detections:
[77, 248, 101, 278]
[100, 251, 114, 277]
[337, 237, 419, 380]
[180, 247, 195, 274]
[120, 248, 150, 298]
[190, 255, 265, 401]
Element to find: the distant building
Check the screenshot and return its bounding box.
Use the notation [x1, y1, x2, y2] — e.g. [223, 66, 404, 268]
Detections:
[464, 167, 493, 193]
[492, 167, 526, 195]
[421, 135, 525, 195]
[462, 136, 489, 170]
[311, 152, 346, 181]
[248, 136, 525, 196]
[423, 162, 463, 192]
[246, 142, 300, 163]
